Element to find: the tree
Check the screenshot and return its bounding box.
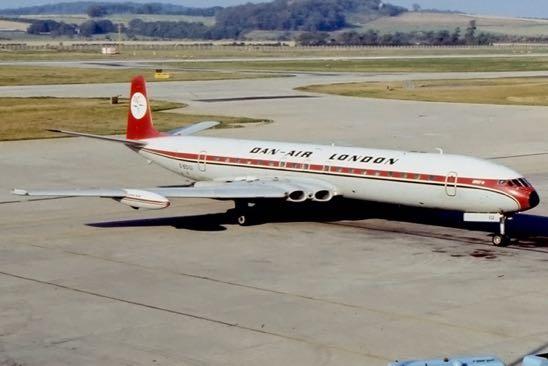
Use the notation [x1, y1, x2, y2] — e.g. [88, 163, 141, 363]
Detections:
[79, 19, 115, 36]
[27, 19, 76, 37]
[465, 19, 477, 44]
[27, 19, 60, 34]
[476, 32, 494, 45]
[295, 32, 329, 46]
[412, 3, 421, 12]
[87, 4, 107, 18]
[79, 20, 97, 36]
[51, 22, 77, 37]
[434, 30, 451, 45]
[362, 29, 379, 45]
[95, 19, 115, 33]
[451, 27, 461, 44]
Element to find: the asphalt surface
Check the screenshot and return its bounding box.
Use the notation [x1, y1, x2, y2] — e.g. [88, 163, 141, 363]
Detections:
[1, 70, 548, 366]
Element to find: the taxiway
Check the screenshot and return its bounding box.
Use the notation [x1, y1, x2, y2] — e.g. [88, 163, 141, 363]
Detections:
[1, 70, 548, 366]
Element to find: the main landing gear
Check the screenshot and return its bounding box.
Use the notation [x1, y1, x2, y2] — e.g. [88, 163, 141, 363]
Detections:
[233, 200, 256, 226]
[492, 215, 511, 247]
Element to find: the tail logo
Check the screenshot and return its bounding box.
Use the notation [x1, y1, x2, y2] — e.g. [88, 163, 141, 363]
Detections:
[130, 92, 147, 120]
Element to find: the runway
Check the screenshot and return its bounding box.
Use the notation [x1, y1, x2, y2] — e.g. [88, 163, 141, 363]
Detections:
[2, 51, 548, 68]
[1, 70, 548, 365]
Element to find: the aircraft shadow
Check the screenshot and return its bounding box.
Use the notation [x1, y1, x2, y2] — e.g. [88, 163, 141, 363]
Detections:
[88, 199, 548, 246]
[88, 212, 229, 232]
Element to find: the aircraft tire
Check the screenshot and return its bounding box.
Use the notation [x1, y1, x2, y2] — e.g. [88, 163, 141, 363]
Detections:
[492, 234, 510, 247]
[237, 212, 249, 226]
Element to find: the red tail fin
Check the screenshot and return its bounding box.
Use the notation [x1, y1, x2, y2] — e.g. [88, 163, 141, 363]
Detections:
[127, 76, 161, 140]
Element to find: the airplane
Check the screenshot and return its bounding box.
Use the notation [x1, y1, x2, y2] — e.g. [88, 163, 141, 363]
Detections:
[13, 76, 540, 247]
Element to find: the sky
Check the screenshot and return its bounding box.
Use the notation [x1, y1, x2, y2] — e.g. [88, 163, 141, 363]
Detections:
[1, 0, 548, 18]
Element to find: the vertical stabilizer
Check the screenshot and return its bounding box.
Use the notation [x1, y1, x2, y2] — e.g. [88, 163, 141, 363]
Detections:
[127, 75, 161, 140]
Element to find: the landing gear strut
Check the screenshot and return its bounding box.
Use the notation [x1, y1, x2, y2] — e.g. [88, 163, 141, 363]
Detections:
[492, 215, 510, 247]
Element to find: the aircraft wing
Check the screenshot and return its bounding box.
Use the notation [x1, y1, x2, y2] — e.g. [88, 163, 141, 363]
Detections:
[13, 180, 294, 200]
[12, 188, 127, 197]
[13, 178, 338, 205]
[12, 184, 284, 200]
[150, 180, 289, 199]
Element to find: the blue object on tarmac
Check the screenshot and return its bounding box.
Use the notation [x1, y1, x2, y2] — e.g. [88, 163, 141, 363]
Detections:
[523, 354, 548, 366]
[388, 356, 505, 366]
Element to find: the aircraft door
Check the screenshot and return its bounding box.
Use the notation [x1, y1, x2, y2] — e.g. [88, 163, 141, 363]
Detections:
[198, 151, 207, 172]
[445, 171, 458, 197]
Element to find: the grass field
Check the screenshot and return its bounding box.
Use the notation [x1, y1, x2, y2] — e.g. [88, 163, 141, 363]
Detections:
[297, 77, 548, 106]
[354, 12, 548, 36]
[0, 66, 277, 86]
[0, 97, 269, 141]
[0, 19, 30, 31]
[3, 57, 546, 87]
[171, 57, 548, 73]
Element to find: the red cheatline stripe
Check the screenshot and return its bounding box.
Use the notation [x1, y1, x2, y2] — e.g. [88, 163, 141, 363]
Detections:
[142, 147, 523, 208]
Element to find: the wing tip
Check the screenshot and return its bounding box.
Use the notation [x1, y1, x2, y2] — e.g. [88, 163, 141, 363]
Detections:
[12, 189, 28, 196]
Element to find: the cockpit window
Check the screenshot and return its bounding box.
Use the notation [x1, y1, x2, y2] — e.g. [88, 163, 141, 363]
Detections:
[512, 179, 525, 187]
[499, 179, 531, 188]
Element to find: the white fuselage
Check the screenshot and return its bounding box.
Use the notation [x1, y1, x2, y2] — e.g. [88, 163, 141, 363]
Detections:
[137, 135, 536, 214]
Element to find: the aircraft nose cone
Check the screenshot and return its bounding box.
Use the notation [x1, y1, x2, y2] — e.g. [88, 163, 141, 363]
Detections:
[529, 190, 540, 209]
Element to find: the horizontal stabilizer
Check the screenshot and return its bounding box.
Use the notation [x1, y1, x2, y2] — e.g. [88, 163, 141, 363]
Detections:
[48, 129, 147, 147]
[167, 121, 220, 136]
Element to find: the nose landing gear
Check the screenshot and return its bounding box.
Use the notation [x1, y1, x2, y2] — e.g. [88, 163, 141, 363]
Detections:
[492, 215, 510, 247]
[464, 213, 512, 246]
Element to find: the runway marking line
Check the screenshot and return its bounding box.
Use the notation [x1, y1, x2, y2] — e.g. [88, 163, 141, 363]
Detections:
[14, 237, 511, 339]
[0, 269, 390, 362]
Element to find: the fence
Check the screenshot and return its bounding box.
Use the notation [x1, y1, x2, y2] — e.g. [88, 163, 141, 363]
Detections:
[1, 41, 548, 51]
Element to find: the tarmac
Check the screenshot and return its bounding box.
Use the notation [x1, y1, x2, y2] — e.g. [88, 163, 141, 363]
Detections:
[1, 70, 548, 366]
